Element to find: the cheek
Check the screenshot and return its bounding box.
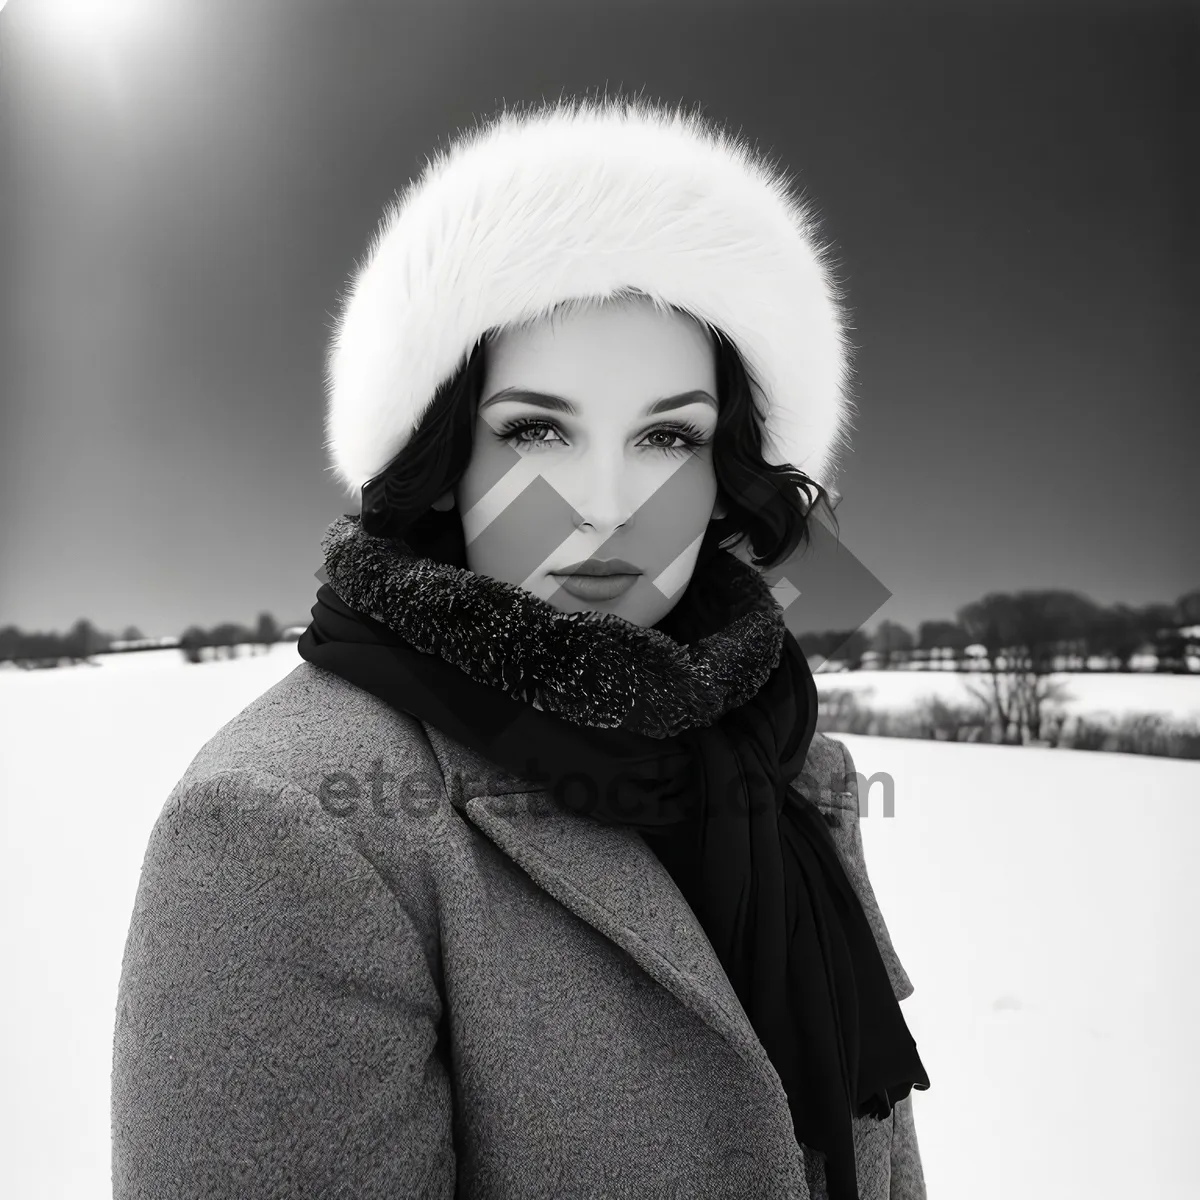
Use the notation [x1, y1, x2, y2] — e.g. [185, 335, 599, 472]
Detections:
[454, 435, 547, 539]
[637, 465, 718, 568]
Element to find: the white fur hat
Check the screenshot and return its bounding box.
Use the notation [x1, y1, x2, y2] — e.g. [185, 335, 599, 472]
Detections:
[324, 95, 855, 501]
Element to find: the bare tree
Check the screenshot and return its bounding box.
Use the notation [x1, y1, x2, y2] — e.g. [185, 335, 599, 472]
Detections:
[1153, 627, 1189, 674]
[870, 620, 914, 670]
[0, 626, 21, 662]
[831, 628, 870, 671]
[178, 627, 207, 664]
[255, 612, 280, 656]
[62, 618, 109, 664]
[1175, 589, 1200, 627]
[208, 623, 253, 660]
[958, 591, 1086, 744]
[1086, 601, 1177, 671]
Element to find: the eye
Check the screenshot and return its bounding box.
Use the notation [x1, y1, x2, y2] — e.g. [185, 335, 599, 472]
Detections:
[495, 418, 710, 456]
[498, 419, 566, 449]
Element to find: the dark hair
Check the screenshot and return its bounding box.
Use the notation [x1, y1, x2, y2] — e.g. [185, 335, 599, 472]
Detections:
[360, 318, 839, 572]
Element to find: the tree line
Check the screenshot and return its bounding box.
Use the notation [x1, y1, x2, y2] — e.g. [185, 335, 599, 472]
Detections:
[798, 587, 1200, 675]
[177, 614, 285, 664]
[2, 586, 1197, 676]
[0, 613, 290, 669]
[803, 586, 1200, 752]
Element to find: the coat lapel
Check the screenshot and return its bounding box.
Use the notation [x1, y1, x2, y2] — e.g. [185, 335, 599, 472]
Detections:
[418, 719, 790, 1102]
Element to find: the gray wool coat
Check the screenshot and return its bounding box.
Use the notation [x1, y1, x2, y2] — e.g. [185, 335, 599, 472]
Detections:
[111, 661, 927, 1200]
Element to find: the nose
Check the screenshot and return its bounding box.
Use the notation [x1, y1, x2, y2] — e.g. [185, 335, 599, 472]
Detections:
[564, 448, 636, 533]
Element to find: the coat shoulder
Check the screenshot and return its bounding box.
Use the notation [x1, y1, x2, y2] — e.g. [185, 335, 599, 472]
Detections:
[115, 664, 458, 1198]
[797, 730, 853, 801]
[174, 661, 451, 832]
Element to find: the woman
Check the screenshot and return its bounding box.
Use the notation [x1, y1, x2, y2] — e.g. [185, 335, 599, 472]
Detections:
[112, 96, 929, 1199]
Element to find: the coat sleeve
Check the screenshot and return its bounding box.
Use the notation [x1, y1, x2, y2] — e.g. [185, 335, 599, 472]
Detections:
[111, 768, 455, 1199]
[833, 741, 928, 1200]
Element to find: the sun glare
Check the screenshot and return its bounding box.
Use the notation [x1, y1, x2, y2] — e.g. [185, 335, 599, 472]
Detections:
[4, 0, 185, 112]
[7, 0, 167, 45]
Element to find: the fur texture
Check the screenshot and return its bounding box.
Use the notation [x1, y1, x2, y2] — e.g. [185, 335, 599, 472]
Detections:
[325, 95, 855, 500]
[320, 514, 787, 739]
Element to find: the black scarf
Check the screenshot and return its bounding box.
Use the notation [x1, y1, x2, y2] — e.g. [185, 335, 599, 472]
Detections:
[297, 513, 929, 1198]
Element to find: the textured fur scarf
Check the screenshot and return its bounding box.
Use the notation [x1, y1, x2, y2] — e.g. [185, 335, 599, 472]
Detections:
[314, 513, 787, 736]
[297, 514, 930, 1200]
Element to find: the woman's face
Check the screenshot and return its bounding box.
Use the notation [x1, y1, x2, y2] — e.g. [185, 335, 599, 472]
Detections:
[450, 298, 721, 628]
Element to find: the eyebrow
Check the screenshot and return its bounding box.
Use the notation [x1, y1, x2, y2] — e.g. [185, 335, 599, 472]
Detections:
[478, 388, 718, 417]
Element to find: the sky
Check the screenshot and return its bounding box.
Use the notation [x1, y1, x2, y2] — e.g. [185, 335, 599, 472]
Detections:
[0, 0, 1194, 638]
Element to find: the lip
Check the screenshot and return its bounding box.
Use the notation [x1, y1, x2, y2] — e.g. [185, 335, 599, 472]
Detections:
[552, 558, 643, 577]
[551, 573, 640, 602]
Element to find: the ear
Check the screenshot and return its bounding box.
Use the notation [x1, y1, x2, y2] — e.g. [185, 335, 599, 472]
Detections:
[431, 490, 456, 512]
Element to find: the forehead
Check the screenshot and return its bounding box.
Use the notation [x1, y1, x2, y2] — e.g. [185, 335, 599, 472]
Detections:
[484, 298, 716, 393]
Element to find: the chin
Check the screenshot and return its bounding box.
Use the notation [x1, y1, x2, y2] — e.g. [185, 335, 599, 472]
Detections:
[556, 593, 676, 631]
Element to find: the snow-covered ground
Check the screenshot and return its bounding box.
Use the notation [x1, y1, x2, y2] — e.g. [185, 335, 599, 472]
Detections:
[814, 666, 1200, 723]
[2, 644, 1198, 1198]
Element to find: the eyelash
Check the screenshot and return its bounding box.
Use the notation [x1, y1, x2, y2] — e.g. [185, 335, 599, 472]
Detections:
[495, 418, 710, 457]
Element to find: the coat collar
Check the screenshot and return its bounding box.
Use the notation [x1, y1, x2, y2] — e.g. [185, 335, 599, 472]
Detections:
[417, 717, 839, 1105]
[319, 513, 807, 1097]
